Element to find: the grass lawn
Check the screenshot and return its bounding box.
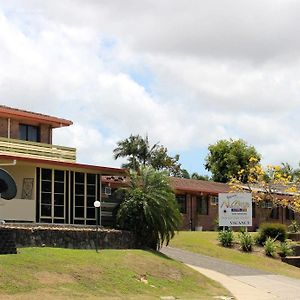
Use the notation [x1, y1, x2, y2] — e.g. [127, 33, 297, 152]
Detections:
[169, 231, 300, 279]
[0, 247, 231, 300]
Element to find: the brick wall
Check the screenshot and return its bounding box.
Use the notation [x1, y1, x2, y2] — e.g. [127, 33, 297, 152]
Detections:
[40, 124, 52, 144]
[0, 117, 8, 137]
[181, 192, 300, 231]
[0, 117, 53, 144]
[10, 119, 19, 139]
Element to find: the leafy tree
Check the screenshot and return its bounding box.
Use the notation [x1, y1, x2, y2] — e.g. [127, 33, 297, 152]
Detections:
[205, 139, 261, 183]
[230, 157, 300, 215]
[113, 134, 183, 176]
[278, 162, 300, 182]
[181, 169, 190, 179]
[191, 172, 210, 181]
[116, 167, 182, 250]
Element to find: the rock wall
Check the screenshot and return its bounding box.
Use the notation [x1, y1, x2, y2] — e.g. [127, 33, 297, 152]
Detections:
[0, 224, 137, 250]
[0, 228, 17, 254]
[289, 232, 300, 241]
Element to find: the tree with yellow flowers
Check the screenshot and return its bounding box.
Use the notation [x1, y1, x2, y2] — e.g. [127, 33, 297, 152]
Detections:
[230, 157, 300, 215]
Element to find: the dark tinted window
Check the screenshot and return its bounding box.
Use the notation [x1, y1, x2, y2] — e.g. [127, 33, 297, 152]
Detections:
[252, 202, 256, 218]
[19, 124, 39, 142]
[286, 208, 295, 220]
[197, 195, 209, 215]
[176, 195, 187, 214]
[270, 207, 279, 219]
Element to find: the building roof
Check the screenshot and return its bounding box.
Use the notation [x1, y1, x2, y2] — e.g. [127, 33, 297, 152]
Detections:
[170, 177, 230, 195]
[102, 175, 230, 195]
[0, 105, 73, 128]
[0, 154, 125, 175]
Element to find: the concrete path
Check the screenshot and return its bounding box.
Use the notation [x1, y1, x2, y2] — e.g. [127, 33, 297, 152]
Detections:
[161, 246, 300, 300]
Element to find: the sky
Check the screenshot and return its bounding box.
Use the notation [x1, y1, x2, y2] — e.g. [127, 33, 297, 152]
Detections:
[0, 0, 300, 175]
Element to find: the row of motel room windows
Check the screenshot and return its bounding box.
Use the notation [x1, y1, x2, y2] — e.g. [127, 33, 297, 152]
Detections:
[36, 168, 120, 226]
[175, 194, 295, 220]
[35, 168, 295, 225]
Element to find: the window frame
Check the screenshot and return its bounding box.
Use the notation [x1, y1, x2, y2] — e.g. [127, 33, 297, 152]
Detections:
[197, 195, 209, 215]
[270, 206, 279, 219]
[176, 194, 187, 214]
[19, 124, 40, 142]
[286, 207, 295, 220]
[40, 168, 66, 223]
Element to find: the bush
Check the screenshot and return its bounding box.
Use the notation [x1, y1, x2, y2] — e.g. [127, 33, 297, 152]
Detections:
[239, 227, 247, 234]
[218, 229, 234, 247]
[239, 232, 254, 252]
[264, 237, 277, 257]
[213, 218, 220, 231]
[257, 223, 287, 245]
[278, 242, 294, 257]
[288, 220, 299, 233]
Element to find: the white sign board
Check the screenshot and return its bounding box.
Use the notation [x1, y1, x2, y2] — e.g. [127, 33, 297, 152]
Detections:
[218, 193, 252, 227]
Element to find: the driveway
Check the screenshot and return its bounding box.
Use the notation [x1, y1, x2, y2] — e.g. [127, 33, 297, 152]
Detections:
[161, 246, 300, 300]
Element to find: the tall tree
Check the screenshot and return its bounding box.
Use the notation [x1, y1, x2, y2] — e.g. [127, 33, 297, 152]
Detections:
[278, 162, 300, 182]
[230, 157, 300, 215]
[113, 134, 183, 176]
[191, 172, 210, 181]
[116, 167, 182, 249]
[181, 169, 190, 179]
[205, 139, 261, 183]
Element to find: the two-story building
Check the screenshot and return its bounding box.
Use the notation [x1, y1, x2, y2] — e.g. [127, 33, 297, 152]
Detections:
[0, 105, 125, 226]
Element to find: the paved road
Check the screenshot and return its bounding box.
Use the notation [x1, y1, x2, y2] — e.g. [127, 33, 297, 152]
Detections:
[161, 246, 300, 300]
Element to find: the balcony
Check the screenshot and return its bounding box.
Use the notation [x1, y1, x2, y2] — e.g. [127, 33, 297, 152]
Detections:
[0, 137, 76, 163]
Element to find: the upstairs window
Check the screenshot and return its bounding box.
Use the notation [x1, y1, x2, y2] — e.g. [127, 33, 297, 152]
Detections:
[19, 124, 39, 142]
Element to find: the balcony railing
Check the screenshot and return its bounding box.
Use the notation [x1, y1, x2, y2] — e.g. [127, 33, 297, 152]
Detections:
[0, 137, 76, 162]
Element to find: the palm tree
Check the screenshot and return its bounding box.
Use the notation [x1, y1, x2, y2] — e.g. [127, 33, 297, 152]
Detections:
[116, 166, 182, 250]
[113, 134, 158, 170]
[113, 134, 183, 176]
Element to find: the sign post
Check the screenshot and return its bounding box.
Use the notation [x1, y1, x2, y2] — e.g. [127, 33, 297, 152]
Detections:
[218, 193, 252, 228]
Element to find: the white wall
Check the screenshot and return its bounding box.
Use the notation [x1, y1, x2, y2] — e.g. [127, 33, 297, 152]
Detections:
[0, 163, 35, 221]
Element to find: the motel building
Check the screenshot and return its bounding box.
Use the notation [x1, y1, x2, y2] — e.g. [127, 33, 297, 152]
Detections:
[0, 105, 299, 230]
[0, 105, 126, 226]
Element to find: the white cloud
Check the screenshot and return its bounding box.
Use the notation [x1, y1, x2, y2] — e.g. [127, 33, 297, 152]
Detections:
[0, 1, 300, 171]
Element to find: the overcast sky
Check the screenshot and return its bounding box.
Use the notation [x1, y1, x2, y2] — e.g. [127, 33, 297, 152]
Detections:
[0, 0, 300, 174]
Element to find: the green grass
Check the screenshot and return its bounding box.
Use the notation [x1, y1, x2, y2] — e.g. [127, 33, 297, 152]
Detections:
[0, 247, 231, 299]
[169, 231, 300, 279]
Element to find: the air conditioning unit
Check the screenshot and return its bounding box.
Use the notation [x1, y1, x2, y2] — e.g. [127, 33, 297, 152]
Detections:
[104, 186, 111, 196]
[210, 196, 219, 205]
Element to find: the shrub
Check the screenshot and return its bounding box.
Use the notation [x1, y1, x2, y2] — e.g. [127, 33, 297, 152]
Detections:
[288, 220, 299, 233]
[117, 167, 182, 250]
[213, 218, 220, 231]
[278, 242, 294, 257]
[257, 223, 287, 245]
[239, 227, 247, 234]
[264, 237, 277, 257]
[218, 229, 234, 247]
[239, 232, 254, 252]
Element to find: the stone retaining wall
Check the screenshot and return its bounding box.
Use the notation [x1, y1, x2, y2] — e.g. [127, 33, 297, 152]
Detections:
[0, 229, 17, 254]
[0, 224, 137, 250]
[289, 232, 300, 241]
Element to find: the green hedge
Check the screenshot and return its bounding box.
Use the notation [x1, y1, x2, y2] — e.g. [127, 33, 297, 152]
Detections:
[257, 222, 287, 244]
